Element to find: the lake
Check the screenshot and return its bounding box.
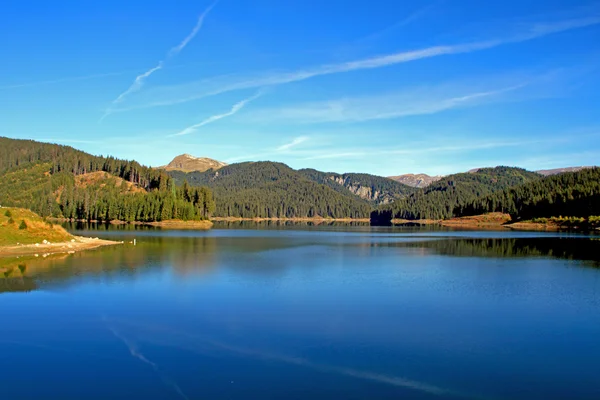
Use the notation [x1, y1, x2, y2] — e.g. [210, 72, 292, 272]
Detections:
[1, 225, 600, 400]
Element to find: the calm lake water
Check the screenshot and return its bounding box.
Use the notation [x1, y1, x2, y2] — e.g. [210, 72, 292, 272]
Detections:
[1, 225, 600, 400]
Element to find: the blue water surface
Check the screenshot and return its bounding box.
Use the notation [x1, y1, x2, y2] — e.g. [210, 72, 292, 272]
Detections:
[1, 225, 599, 399]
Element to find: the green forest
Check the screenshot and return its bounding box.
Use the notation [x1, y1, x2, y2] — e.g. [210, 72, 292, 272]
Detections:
[0, 137, 214, 222]
[371, 167, 542, 222]
[456, 167, 600, 220]
[168, 162, 372, 219]
[2, 137, 599, 224]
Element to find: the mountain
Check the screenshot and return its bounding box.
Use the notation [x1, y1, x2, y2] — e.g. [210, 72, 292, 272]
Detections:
[299, 169, 416, 205]
[168, 162, 372, 219]
[0, 137, 214, 222]
[535, 166, 593, 176]
[372, 166, 542, 222]
[387, 173, 442, 188]
[160, 154, 227, 173]
[389, 166, 595, 187]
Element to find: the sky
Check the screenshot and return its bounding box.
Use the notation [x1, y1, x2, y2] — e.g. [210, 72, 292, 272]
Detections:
[1, 0, 599, 176]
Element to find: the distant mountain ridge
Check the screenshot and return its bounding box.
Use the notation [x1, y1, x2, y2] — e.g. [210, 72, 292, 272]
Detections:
[535, 166, 592, 176]
[160, 154, 227, 173]
[389, 166, 594, 188]
[388, 173, 442, 188]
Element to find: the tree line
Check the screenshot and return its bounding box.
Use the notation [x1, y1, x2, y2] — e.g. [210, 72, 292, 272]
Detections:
[371, 166, 542, 223]
[456, 167, 600, 220]
[169, 161, 372, 219]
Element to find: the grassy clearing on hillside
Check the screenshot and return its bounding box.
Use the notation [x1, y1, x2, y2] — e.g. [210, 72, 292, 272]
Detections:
[0, 207, 72, 246]
[74, 171, 146, 194]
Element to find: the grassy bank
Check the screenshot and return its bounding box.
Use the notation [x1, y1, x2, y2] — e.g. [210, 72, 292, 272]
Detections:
[0, 207, 119, 256]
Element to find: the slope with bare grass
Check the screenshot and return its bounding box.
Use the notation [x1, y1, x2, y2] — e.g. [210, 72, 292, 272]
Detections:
[0, 207, 118, 256]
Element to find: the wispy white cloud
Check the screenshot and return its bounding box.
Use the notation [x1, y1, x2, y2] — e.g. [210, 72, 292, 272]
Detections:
[101, 1, 219, 120]
[170, 91, 263, 137]
[110, 14, 600, 112]
[276, 136, 309, 151]
[223, 136, 311, 162]
[299, 140, 534, 161]
[223, 135, 565, 165]
[384, 139, 544, 156]
[243, 82, 528, 125]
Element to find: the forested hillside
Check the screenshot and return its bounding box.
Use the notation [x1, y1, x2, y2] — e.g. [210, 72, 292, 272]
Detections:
[4, 137, 596, 224]
[456, 167, 600, 220]
[169, 162, 372, 218]
[0, 137, 214, 222]
[298, 169, 416, 205]
[372, 167, 542, 222]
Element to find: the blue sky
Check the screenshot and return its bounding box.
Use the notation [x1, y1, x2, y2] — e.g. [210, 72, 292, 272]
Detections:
[1, 0, 599, 176]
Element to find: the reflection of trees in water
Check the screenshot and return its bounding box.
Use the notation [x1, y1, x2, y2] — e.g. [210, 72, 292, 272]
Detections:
[0, 234, 309, 294]
[4, 235, 598, 294]
[399, 238, 600, 265]
[0, 275, 37, 292]
[0, 236, 221, 293]
[63, 221, 160, 232]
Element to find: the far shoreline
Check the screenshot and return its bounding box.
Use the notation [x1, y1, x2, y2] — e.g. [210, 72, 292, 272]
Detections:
[211, 217, 371, 223]
[392, 213, 600, 232]
[52, 218, 213, 230]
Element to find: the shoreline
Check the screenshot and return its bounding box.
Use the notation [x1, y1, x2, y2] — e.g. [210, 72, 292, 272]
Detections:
[51, 218, 213, 230]
[47, 215, 600, 231]
[392, 213, 599, 232]
[143, 220, 213, 230]
[0, 236, 120, 257]
[211, 217, 371, 223]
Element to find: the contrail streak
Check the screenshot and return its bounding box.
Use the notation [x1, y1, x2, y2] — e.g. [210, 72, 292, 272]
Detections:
[108, 14, 600, 113]
[169, 0, 220, 57]
[101, 1, 220, 121]
[170, 90, 263, 136]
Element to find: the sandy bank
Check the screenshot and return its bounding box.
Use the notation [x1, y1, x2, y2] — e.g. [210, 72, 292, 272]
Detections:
[0, 236, 120, 257]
